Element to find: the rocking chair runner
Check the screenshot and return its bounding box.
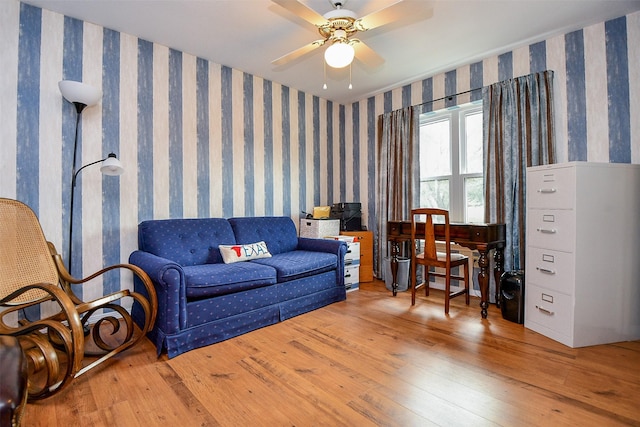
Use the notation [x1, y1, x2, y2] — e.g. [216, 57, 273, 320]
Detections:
[0, 198, 157, 400]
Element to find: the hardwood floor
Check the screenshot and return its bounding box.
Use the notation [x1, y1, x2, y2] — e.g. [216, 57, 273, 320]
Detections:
[22, 280, 640, 426]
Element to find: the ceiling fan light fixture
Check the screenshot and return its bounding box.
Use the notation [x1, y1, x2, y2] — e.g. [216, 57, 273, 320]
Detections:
[324, 41, 354, 68]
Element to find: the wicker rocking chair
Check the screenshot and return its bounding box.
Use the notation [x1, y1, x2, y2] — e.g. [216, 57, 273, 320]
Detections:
[0, 198, 157, 400]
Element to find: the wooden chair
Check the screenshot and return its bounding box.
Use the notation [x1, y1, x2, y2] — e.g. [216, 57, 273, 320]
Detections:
[0, 198, 157, 400]
[410, 208, 469, 314]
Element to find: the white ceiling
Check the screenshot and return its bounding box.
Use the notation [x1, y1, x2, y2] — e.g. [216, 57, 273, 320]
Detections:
[24, 0, 640, 104]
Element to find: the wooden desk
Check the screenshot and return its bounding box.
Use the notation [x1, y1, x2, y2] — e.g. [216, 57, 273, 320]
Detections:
[387, 220, 506, 319]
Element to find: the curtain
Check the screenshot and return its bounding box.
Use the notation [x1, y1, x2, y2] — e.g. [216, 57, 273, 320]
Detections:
[483, 70, 556, 277]
[375, 106, 419, 279]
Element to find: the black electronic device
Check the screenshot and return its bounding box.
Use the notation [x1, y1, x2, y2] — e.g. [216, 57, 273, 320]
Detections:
[330, 202, 362, 231]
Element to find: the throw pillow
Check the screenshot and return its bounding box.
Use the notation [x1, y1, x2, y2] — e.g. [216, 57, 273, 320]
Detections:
[219, 241, 272, 264]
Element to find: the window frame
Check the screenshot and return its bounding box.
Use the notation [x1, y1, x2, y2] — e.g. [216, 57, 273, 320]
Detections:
[419, 102, 484, 223]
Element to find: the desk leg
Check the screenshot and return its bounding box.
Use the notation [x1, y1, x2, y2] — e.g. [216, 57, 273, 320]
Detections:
[477, 245, 489, 319]
[494, 247, 504, 308]
[390, 241, 400, 296]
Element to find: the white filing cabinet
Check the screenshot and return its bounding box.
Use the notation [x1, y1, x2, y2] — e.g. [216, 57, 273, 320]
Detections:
[344, 241, 360, 292]
[326, 236, 360, 292]
[524, 162, 640, 347]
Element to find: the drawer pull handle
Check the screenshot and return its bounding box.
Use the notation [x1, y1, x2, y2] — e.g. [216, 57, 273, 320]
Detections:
[536, 305, 554, 315]
[536, 267, 555, 274]
[536, 228, 557, 234]
[537, 188, 557, 194]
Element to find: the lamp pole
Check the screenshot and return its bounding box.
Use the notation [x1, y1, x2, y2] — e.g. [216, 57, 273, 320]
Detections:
[68, 101, 87, 275]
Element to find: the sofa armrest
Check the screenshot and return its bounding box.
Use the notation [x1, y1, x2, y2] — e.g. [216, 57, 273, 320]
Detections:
[129, 251, 183, 286]
[297, 238, 347, 287]
[129, 250, 187, 334]
[297, 237, 345, 254]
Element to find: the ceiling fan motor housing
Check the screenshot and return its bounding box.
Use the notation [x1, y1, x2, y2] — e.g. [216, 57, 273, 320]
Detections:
[320, 9, 359, 41]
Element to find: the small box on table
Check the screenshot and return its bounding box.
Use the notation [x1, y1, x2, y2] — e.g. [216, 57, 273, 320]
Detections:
[299, 218, 340, 239]
[325, 235, 358, 243]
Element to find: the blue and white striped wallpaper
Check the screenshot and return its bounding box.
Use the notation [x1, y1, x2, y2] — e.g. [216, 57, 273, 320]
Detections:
[1, 1, 638, 298]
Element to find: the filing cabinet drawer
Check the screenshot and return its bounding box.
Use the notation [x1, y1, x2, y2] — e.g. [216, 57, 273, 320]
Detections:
[344, 242, 360, 265]
[525, 247, 575, 295]
[527, 166, 576, 209]
[344, 265, 359, 292]
[525, 284, 573, 339]
[526, 209, 576, 252]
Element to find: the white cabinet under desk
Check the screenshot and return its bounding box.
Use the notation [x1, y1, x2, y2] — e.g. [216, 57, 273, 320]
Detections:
[525, 161, 640, 348]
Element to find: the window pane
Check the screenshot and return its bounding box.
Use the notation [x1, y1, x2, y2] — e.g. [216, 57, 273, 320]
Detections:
[421, 179, 449, 210]
[464, 111, 483, 174]
[420, 119, 450, 178]
[464, 177, 484, 223]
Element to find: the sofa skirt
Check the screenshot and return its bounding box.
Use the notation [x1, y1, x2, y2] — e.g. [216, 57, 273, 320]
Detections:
[162, 306, 281, 358]
[136, 270, 347, 358]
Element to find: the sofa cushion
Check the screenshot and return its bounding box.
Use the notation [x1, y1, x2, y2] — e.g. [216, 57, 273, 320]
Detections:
[251, 250, 338, 282]
[138, 218, 236, 266]
[183, 262, 277, 298]
[219, 241, 272, 264]
[228, 217, 298, 255]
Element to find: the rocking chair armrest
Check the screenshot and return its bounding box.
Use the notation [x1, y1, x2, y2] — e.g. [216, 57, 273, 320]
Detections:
[73, 263, 158, 333]
[0, 282, 84, 337]
[49, 247, 156, 309]
[72, 263, 157, 310]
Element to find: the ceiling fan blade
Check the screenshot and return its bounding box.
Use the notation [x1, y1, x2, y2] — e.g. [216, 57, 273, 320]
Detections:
[272, 0, 327, 26]
[353, 40, 385, 68]
[357, 1, 433, 31]
[272, 40, 325, 66]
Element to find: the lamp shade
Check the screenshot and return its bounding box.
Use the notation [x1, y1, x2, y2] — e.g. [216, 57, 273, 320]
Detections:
[324, 41, 355, 68]
[58, 80, 102, 107]
[100, 153, 124, 176]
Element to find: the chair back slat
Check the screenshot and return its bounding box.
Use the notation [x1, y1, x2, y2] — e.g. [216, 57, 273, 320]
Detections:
[422, 214, 438, 261]
[0, 198, 59, 304]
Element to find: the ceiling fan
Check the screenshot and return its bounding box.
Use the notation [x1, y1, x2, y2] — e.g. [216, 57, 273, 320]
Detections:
[272, 0, 433, 69]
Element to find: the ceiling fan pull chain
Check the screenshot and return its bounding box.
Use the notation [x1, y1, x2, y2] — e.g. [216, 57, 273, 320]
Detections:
[323, 60, 328, 90]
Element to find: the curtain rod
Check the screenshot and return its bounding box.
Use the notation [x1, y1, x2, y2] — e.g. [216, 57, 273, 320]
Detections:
[415, 87, 482, 109]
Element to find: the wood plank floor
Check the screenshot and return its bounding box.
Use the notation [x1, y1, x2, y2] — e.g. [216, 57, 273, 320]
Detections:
[22, 280, 640, 426]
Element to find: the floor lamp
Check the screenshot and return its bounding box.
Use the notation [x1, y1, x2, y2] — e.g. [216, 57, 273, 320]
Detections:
[59, 80, 124, 275]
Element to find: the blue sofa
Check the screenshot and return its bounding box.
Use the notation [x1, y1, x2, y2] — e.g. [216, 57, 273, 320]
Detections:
[129, 216, 347, 358]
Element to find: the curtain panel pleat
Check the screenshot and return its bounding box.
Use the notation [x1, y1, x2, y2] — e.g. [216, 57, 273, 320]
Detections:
[375, 107, 419, 279]
[483, 70, 556, 276]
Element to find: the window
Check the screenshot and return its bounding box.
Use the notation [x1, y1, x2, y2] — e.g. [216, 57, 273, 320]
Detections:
[419, 103, 484, 223]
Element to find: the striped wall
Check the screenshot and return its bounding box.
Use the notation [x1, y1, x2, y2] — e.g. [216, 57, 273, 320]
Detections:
[350, 10, 640, 273]
[0, 2, 345, 298]
[1, 0, 638, 302]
